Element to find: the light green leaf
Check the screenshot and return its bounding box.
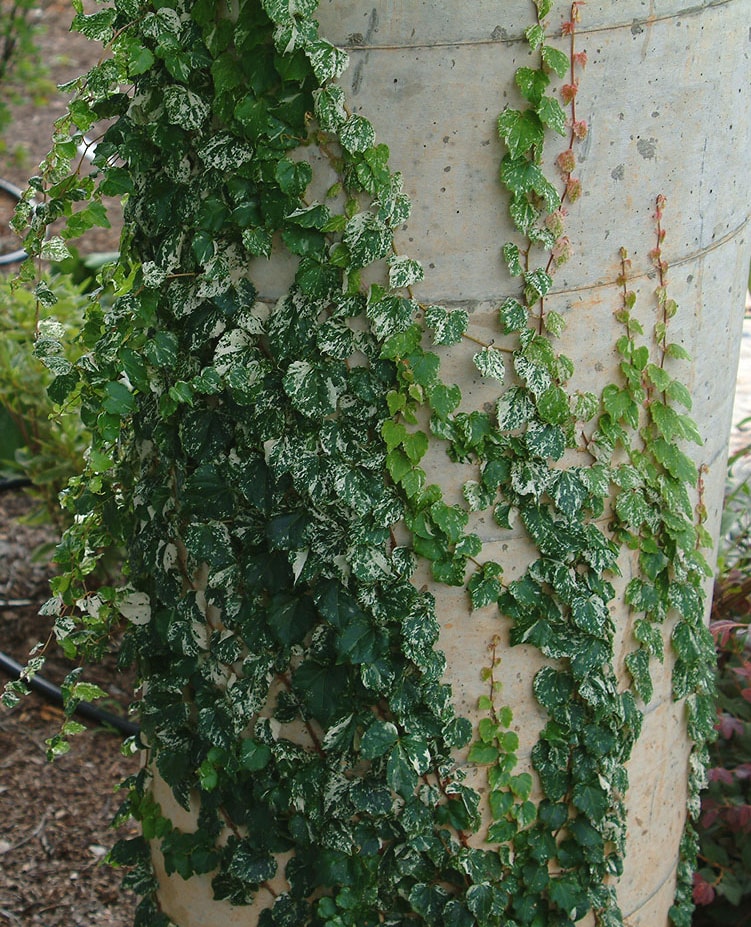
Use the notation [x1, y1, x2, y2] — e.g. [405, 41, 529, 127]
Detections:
[541, 44, 569, 78]
[497, 109, 545, 159]
[537, 95, 567, 134]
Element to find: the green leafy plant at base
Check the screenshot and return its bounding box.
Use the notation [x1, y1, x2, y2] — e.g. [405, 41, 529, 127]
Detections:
[0, 270, 91, 526]
[2, 1, 719, 926]
[692, 449, 751, 925]
[0, 0, 53, 144]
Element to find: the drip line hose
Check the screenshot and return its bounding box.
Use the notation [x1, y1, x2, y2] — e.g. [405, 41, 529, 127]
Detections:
[0, 178, 28, 266]
[1, 477, 139, 738]
[0, 476, 32, 492]
[0, 650, 140, 738]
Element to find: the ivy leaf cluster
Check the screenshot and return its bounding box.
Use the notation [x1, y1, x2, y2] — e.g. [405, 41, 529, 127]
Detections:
[5, 1, 715, 926]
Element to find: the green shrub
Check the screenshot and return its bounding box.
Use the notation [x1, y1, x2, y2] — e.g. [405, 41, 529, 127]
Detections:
[693, 444, 751, 923]
[0, 270, 90, 526]
[0, 0, 52, 141]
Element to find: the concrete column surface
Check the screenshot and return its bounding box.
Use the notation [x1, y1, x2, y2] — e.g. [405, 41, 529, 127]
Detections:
[153, 3, 751, 926]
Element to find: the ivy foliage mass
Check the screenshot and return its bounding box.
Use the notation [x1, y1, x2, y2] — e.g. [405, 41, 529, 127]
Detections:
[5, 0, 717, 925]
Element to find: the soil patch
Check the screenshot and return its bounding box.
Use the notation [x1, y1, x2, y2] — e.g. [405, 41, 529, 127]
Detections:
[0, 490, 140, 927]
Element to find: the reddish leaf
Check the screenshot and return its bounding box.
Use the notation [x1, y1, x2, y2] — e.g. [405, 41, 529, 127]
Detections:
[716, 713, 744, 739]
[692, 873, 716, 906]
[708, 766, 734, 785]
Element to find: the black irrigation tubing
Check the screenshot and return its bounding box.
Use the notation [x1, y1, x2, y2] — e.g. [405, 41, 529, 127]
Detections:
[0, 178, 28, 266]
[0, 476, 32, 492]
[0, 650, 140, 739]
[1, 476, 139, 739]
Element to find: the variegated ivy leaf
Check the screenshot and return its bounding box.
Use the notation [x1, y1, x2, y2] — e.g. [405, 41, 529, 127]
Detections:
[72, 8, 116, 42]
[316, 319, 361, 359]
[496, 385, 535, 430]
[375, 172, 412, 224]
[391, 546, 416, 578]
[541, 44, 569, 79]
[502, 241, 523, 277]
[524, 268, 553, 301]
[424, 305, 469, 346]
[537, 94, 567, 135]
[544, 310, 566, 337]
[344, 212, 393, 268]
[198, 133, 255, 171]
[463, 479, 495, 512]
[350, 545, 392, 583]
[525, 420, 565, 461]
[282, 360, 347, 418]
[366, 293, 416, 340]
[339, 114, 376, 153]
[360, 720, 399, 759]
[511, 458, 553, 500]
[574, 391, 599, 422]
[313, 84, 347, 131]
[625, 649, 653, 703]
[306, 39, 349, 82]
[261, 0, 318, 23]
[500, 155, 559, 212]
[468, 562, 504, 609]
[163, 86, 210, 130]
[550, 470, 589, 519]
[388, 255, 424, 290]
[497, 108, 545, 159]
[499, 297, 528, 334]
[473, 347, 506, 382]
[513, 353, 552, 396]
[243, 226, 272, 257]
[515, 65, 550, 103]
[40, 237, 72, 263]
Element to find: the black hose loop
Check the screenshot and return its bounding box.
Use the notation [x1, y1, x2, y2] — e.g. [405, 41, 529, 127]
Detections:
[0, 178, 28, 266]
[0, 650, 140, 738]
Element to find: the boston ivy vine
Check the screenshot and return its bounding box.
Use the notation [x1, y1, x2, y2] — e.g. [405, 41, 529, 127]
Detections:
[4, 1, 717, 926]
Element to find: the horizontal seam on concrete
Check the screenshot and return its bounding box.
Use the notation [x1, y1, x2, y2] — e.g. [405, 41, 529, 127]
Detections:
[336, 0, 737, 50]
[621, 856, 680, 921]
[426, 213, 751, 306]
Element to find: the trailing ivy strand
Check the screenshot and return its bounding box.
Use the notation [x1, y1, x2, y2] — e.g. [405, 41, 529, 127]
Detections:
[3, 1, 717, 926]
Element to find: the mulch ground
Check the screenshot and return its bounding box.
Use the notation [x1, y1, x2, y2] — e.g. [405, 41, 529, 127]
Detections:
[0, 491, 140, 927]
[1, 3, 141, 922]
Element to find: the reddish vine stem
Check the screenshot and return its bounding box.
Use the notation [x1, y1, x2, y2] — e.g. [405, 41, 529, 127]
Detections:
[540, 2, 587, 333]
